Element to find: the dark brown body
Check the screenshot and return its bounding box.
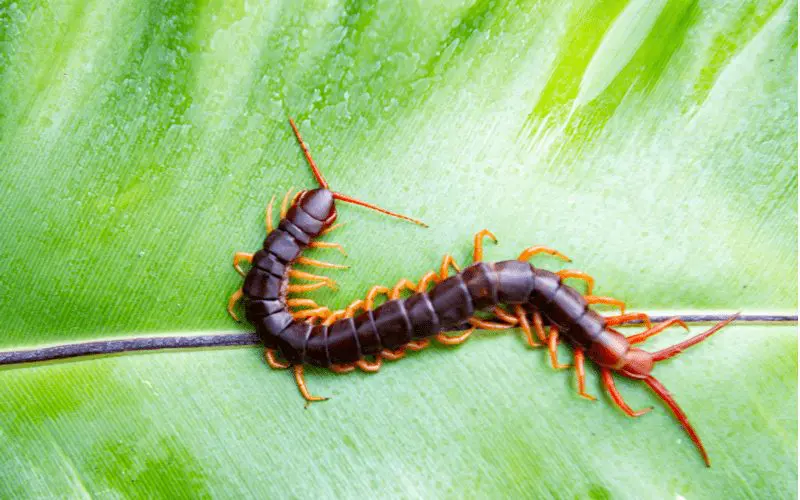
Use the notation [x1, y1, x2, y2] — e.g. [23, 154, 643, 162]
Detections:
[231, 118, 739, 467]
[242, 188, 614, 370]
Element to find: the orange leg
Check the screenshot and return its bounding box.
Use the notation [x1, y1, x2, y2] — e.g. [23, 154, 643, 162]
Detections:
[381, 348, 406, 361]
[287, 282, 329, 294]
[296, 256, 348, 270]
[435, 327, 475, 346]
[288, 269, 337, 289]
[547, 326, 571, 369]
[292, 307, 332, 320]
[357, 356, 382, 373]
[439, 254, 461, 279]
[365, 286, 390, 309]
[584, 295, 626, 313]
[416, 271, 440, 292]
[601, 368, 652, 417]
[322, 309, 346, 326]
[518, 246, 571, 263]
[344, 299, 366, 317]
[574, 348, 596, 401]
[291, 190, 302, 207]
[531, 311, 548, 343]
[265, 194, 276, 232]
[468, 317, 514, 330]
[310, 241, 347, 255]
[286, 298, 321, 309]
[606, 312, 652, 329]
[227, 288, 243, 322]
[390, 278, 417, 300]
[320, 222, 346, 236]
[233, 252, 254, 277]
[473, 229, 498, 262]
[556, 270, 595, 295]
[492, 306, 519, 325]
[407, 339, 430, 351]
[265, 349, 290, 369]
[514, 305, 539, 347]
[304, 315, 325, 326]
[627, 317, 688, 345]
[330, 363, 356, 374]
[280, 188, 295, 218]
[293, 365, 328, 403]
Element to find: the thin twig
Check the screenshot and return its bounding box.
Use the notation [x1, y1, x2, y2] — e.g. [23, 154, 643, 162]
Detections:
[0, 314, 795, 367]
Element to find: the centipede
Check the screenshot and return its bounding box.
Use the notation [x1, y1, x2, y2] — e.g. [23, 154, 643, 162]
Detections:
[227, 118, 738, 467]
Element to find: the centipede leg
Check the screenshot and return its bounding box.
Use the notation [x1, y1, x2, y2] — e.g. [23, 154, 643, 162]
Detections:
[357, 356, 382, 373]
[407, 339, 430, 351]
[265, 349, 290, 369]
[468, 318, 514, 330]
[381, 348, 406, 361]
[287, 282, 330, 294]
[547, 326, 571, 369]
[573, 348, 596, 401]
[296, 256, 349, 270]
[439, 254, 461, 279]
[280, 188, 295, 218]
[320, 222, 346, 236]
[344, 299, 366, 318]
[461, 307, 517, 349]
[265, 194, 276, 232]
[584, 295, 626, 313]
[644, 375, 711, 467]
[513, 305, 539, 347]
[292, 307, 332, 320]
[365, 285, 390, 309]
[435, 327, 475, 346]
[606, 313, 653, 329]
[531, 311, 548, 344]
[288, 269, 337, 289]
[518, 246, 571, 263]
[416, 271, 440, 293]
[473, 229, 498, 262]
[286, 299, 320, 312]
[293, 365, 328, 403]
[389, 278, 417, 300]
[330, 363, 356, 374]
[233, 252, 254, 277]
[556, 270, 595, 295]
[626, 317, 688, 345]
[321, 310, 347, 328]
[227, 288, 244, 322]
[492, 306, 519, 325]
[310, 241, 347, 255]
[601, 368, 652, 417]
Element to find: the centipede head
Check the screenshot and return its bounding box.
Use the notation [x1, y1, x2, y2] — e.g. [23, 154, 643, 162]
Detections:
[294, 188, 338, 225]
[288, 117, 427, 228]
[612, 314, 740, 467]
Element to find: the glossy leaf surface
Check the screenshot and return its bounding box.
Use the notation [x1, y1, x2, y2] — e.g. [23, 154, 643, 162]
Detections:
[0, 0, 796, 497]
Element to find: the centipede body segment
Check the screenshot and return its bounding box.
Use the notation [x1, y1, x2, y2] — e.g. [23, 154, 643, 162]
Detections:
[227, 118, 739, 467]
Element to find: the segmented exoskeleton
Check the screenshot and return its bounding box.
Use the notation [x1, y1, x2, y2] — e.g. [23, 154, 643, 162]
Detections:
[228, 118, 737, 467]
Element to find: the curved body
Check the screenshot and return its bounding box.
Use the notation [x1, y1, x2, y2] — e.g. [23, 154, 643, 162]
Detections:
[242, 188, 642, 377]
[229, 119, 738, 467]
[245, 222, 607, 368]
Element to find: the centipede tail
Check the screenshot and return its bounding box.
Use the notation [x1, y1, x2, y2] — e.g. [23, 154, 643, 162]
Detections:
[230, 119, 739, 466]
[645, 376, 709, 465]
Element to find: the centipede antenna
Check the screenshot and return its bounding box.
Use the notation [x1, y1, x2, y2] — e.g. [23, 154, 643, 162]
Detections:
[652, 314, 740, 362]
[288, 117, 328, 189]
[332, 192, 428, 227]
[288, 117, 427, 228]
[644, 376, 710, 467]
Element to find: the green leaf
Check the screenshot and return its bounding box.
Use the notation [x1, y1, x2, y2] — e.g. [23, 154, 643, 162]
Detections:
[1, 0, 796, 497]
